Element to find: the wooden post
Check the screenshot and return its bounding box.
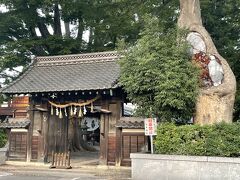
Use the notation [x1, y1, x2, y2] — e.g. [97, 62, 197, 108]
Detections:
[51, 151, 54, 167]
[150, 135, 154, 154]
[99, 100, 109, 165]
[63, 152, 66, 166]
[107, 99, 122, 166]
[67, 151, 71, 168]
[27, 98, 35, 162]
[115, 100, 122, 166]
[42, 111, 49, 163]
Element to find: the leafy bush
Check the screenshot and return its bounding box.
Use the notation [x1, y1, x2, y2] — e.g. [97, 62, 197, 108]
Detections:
[155, 122, 240, 157]
[118, 16, 199, 121]
[0, 130, 7, 148]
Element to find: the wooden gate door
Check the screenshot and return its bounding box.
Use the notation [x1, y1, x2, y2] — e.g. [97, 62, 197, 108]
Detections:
[47, 113, 69, 167]
[9, 131, 28, 161]
[121, 132, 146, 166]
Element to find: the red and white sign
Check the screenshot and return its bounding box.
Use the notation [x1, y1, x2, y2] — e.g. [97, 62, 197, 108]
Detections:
[144, 118, 157, 136]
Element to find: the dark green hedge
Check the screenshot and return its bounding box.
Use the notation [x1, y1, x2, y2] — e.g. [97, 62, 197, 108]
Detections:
[0, 130, 7, 148]
[154, 122, 240, 157]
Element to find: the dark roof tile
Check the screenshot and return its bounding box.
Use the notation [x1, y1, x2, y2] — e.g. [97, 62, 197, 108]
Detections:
[116, 117, 144, 129]
[0, 118, 30, 128]
[1, 51, 121, 94]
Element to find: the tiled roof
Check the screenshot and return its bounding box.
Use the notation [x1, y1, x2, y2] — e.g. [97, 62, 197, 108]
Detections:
[0, 107, 15, 116]
[0, 118, 30, 128]
[1, 51, 121, 94]
[116, 117, 144, 129]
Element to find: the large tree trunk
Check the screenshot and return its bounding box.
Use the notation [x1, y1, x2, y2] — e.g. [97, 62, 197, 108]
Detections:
[64, 22, 71, 38]
[53, 3, 62, 36]
[77, 16, 84, 46]
[178, 0, 236, 124]
[68, 117, 96, 152]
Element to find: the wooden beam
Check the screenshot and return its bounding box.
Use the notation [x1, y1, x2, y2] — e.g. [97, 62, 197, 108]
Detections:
[34, 107, 48, 112]
[99, 100, 109, 165]
[26, 98, 35, 162]
[106, 99, 122, 165]
[114, 100, 122, 166]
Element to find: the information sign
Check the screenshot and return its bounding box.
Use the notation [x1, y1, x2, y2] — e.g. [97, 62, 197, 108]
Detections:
[144, 118, 157, 136]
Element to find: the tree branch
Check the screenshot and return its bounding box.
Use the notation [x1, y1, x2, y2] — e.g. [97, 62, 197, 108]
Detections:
[9, 68, 21, 73]
[53, 3, 62, 36]
[37, 21, 50, 38]
[29, 26, 37, 38]
[64, 22, 70, 37]
[77, 16, 84, 45]
[0, 73, 15, 79]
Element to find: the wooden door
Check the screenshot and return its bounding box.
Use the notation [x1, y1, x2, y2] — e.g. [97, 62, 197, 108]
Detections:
[121, 132, 146, 166]
[9, 131, 27, 161]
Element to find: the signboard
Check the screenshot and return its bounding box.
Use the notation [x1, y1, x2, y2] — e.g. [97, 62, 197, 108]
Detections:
[81, 117, 99, 131]
[144, 118, 157, 136]
[144, 118, 157, 154]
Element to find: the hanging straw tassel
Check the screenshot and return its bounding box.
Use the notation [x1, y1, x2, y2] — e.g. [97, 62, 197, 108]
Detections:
[59, 108, 63, 119]
[78, 107, 83, 117]
[83, 105, 87, 115]
[74, 106, 77, 115]
[51, 105, 54, 115]
[70, 106, 73, 116]
[56, 107, 59, 116]
[91, 102, 94, 112]
[64, 107, 67, 117]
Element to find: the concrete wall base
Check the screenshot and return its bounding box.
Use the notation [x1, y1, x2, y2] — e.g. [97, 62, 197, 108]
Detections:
[131, 153, 240, 180]
[0, 147, 7, 165]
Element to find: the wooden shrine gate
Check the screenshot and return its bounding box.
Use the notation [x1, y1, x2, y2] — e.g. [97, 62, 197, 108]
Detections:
[47, 111, 70, 168]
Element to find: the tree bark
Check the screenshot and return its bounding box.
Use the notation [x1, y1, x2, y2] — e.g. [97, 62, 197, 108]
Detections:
[178, 0, 236, 124]
[88, 27, 94, 48]
[29, 26, 37, 37]
[77, 16, 84, 46]
[53, 3, 62, 36]
[64, 22, 71, 38]
[68, 117, 96, 152]
[37, 21, 50, 38]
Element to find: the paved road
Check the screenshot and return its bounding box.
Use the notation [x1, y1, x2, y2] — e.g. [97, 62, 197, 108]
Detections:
[0, 172, 98, 180]
[0, 165, 131, 180]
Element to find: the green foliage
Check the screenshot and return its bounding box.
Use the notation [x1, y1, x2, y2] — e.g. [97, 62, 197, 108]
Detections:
[0, 0, 180, 80]
[0, 130, 7, 148]
[119, 16, 199, 121]
[200, 1, 240, 121]
[201, 0, 240, 69]
[0, 95, 4, 104]
[0, 1, 239, 123]
[234, 88, 240, 121]
[155, 122, 240, 157]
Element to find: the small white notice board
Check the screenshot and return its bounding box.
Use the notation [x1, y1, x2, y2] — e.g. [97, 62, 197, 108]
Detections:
[144, 118, 157, 136]
[144, 118, 157, 154]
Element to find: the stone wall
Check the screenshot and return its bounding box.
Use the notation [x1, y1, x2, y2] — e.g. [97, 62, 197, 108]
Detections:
[131, 153, 240, 180]
[0, 147, 7, 165]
